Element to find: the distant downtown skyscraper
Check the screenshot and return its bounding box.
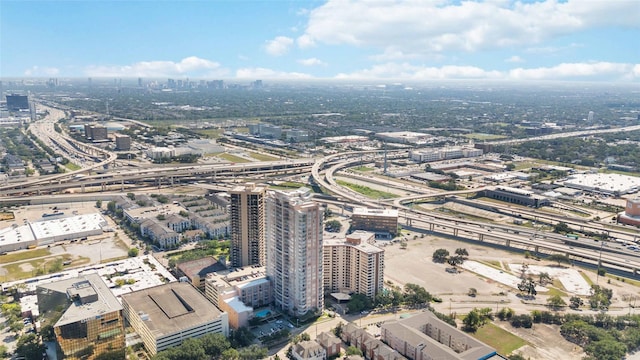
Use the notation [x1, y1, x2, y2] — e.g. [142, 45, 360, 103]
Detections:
[266, 187, 324, 316]
[230, 183, 267, 268]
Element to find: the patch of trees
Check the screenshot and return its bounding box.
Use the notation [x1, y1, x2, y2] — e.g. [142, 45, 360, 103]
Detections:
[324, 219, 342, 233]
[462, 307, 493, 332]
[432, 248, 468, 265]
[496, 135, 640, 169]
[15, 333, 45, 360]
[153, 332, 266, 360]
[373, 283, 432, 310]
[493, 306, 640, 359]
[153, 154, 202, 164]
[167, 240, 230, 269]
[427, 180, 464, 191]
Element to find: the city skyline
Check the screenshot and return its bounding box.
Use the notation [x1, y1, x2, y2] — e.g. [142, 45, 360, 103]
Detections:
[1, 0, 638, 82]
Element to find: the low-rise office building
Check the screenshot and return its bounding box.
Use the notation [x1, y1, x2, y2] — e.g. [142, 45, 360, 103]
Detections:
[121, 282, 229, 355]
[36, 274, 125, 360]
[351, 208, 398, 237]
[481, 186, 549, 208]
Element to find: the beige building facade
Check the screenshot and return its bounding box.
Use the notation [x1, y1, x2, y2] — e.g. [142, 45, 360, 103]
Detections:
[323, 231, 384, 299]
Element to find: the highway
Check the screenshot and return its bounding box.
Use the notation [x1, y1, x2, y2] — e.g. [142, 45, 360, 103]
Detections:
[21, 104, 118, 186]
[0, 159, 315, 196]
[311, 150, 640, 276]
[485, 124, 640, 146]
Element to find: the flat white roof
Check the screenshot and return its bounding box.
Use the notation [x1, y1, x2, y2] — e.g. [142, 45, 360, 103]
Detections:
[0, 224, 36, 246]
[30, 213, 107, 240]
[353, 207, 398, 217]
[224, 296, 253, 313]
[324, 238, 384, 254]
[2, 255, 176, 296]
[564, 173, 640, 194]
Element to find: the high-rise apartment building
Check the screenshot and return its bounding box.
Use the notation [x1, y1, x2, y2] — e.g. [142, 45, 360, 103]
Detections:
[230, 183, 267, 267]
[266, 188, 323, 316]
[323, 231, 384, 299]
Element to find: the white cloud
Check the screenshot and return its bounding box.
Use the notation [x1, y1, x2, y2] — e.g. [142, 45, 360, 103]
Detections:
[335, 61, 639, 81]
[265, 36, 294, 56]
[299, 0, 638, 57]
[296, 34, 315, 49]
[505, 55, 524, 63]
[335, 63, 502, 80]
[508, 62, 638, 80]
[24, 66, 59, 76]
[525, 43, 582, 55]
[236, 67, 313, 79]
[84, 56, 228, 78]
[298, 58, 327, 66]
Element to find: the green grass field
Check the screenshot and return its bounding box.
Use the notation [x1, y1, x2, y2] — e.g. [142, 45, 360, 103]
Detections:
[65, 163, 82, 171]
[0, 248, 51, 264]
[194, 128, 223, 139]
[2, 255, 75, 281]
[336, 180, 398, 199]
[249, 152, 279, 161]
[268, 181, 306, 190]
[352, 166, 375, 172]
[472, 323, 527, 355]
[217, 153, 251, 163]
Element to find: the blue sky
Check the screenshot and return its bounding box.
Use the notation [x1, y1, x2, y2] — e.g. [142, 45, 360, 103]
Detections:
[1, 0, 638, 81]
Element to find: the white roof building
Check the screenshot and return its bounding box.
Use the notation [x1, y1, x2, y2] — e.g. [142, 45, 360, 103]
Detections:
[563, 173, 640, 195]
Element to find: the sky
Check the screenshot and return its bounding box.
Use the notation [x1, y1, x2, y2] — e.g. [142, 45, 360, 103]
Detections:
[1, 0, 639, 82]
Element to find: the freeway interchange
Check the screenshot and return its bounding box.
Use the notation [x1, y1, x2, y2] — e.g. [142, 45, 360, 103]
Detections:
[11, 105, 640, 277]
[311, 151, 640, 277]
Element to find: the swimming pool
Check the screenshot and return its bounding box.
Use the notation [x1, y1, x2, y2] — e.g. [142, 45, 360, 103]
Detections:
[255, 309, 271, 318]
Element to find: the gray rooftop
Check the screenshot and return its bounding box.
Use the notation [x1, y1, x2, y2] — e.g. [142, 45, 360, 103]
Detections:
[38, 273, 122, 327]
[121, 282, 224, 338]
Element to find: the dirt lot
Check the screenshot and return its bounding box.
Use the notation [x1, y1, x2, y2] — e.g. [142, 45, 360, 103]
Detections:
[381, 231, 640, 359]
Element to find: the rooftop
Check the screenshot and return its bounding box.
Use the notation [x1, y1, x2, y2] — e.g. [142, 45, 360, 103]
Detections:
[38, 273, 122, 327]
[30, 213, 107, 240]
[177, 256, 226, 279]
[121, 282, 224, 338]
[353, 207, 398, 217]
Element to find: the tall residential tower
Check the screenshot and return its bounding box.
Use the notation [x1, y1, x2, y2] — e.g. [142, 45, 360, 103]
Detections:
[266, 188, 323, 316]
[230, 183, 267, 268]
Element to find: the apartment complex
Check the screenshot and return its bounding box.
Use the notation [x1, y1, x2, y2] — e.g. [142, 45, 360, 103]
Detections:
[323, 231, 384, 299]
[36, 274, 125, 360]
[351, 208, 399, 237]
[204, 266, 272, 329]
[266, 188, 324, 316]
[230, 183, 267, 267]
[381, 312, 502, 360]
[121, 282, 229, 355]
